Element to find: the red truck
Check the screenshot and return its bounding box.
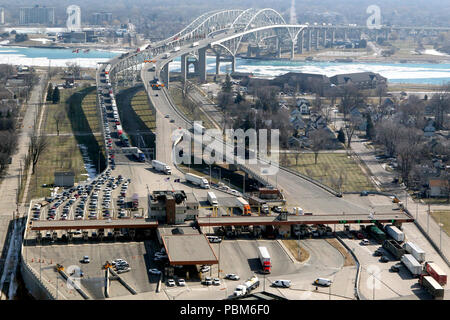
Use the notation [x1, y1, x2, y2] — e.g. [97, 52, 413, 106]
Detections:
[424, 262, 447, 286]
[132, 193, 139, 210]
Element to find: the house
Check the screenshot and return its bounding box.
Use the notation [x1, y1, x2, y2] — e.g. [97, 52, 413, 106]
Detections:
[291, 118, 306, 130]
[424, 122, 436, 138]
[299, 103, 310, 115]
[428, 178, 449, 197]
[329, 72, 387, 89]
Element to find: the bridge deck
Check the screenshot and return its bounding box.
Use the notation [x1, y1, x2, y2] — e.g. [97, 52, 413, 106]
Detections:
[197, 212, 413, 226]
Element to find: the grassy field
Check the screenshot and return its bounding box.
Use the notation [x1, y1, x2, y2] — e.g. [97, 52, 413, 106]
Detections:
[130, 91, 156, 130]
[282, 240, 310, 263]
[281, 152, 375, 192]
[169, 85, 216, 129]
[116, 86, 156, 153]
[27, 86, 105, 201]
[431, 210, 450, 236]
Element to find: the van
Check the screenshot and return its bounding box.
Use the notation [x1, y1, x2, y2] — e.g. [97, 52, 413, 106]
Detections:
[273, 280, 291, 288]
[314, 278, 332, 287]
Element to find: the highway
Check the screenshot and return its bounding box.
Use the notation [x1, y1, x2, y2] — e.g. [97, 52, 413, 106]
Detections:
[139, 41, 400, 217]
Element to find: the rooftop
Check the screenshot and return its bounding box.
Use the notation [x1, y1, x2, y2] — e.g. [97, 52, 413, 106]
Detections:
[162, 233, 218, 265]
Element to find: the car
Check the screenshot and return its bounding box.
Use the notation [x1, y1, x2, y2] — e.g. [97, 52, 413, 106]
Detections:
[379, 256, 389, 263]
[117, 267, 131, 274]
[207, 236, 222, 243]
[80, 256, 90, 263]
[165, 115, 170, 118]
[200, 265, 211, 273]
[272, 206, 282, 213]
[167, 279, 176, 287]
[272, 280, 291, 288]
[148, 268, 161, 275]
[178, 279, 186, 286]
[373, 250, 383, 257]
[225, 273, 240, 281]
[170, 119, 175, 123]
[202, 277, 212, 286]
[390, 265, 400, 272]
[212, 278, 221, 286]
[361, 239, 370, 245]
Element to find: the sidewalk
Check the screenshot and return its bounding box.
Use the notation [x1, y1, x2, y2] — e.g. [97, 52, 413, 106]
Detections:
[0, 71, 48, 295]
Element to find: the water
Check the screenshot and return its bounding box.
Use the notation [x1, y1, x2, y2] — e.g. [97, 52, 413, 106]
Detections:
[169, 57, 450, 85]
[0, 46, 122, 68]
[1, 45, 449, 84]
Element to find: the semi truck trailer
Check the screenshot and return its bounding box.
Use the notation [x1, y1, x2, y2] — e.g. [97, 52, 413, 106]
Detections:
[385, 225, 405, 242]
[382, 239, 406, 260]
[151, 160, 172, 175]
[207, 192, 218, 207]
[401, 254, 422, 277]
[419, 275, 444, 299]
[122, 147, 145, 162]
[404, 242, 425, 263]
[258, 246, 271, 274]
[424, 261, 447, 286]
[235, 197, 251, 215]
[233, 275, 260, 297]
[185, 173, 209, 188]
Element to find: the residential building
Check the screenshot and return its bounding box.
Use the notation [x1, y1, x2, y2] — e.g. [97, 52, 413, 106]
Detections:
[428, 178, 449, 197]
[91, 12, 112, 25]
[19, 5, 55, 25]
[329, 72, 387, 89]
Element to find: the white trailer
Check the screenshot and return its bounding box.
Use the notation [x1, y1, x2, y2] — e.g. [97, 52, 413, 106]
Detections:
[172, 46, 181, 52]
[233, 275, 259, 297]
[403, 242, 425, 263]
[401, 254, 422, 277]
[185, 173, 209, 188]
[151, 160, 172, 175]
[191, 41, 199, 47]
[207, 192, 218, 207]
[258, 246, 271, 273]
[386, 225, 405, 242]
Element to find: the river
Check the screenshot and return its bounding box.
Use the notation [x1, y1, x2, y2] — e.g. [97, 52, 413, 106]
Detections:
[1, 45, 450, 84]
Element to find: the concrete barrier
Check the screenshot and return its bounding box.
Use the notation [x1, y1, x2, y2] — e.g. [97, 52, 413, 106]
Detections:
[335, 234, 363, 300]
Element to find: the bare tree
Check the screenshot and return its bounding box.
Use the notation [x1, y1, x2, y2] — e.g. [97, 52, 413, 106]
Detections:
[375, 83, 387, 106]
[181, 79, 195, 99]
[396, 127, 422, 186]
[344, 115, 363, 148]
[53, 111, 65, 136]
[29, 134, 49, 174]
[309, 128, 328, 164]
[66, 62, 81, 79]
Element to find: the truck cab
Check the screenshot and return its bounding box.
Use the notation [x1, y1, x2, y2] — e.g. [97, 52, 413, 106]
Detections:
[233, 285, 247, 296]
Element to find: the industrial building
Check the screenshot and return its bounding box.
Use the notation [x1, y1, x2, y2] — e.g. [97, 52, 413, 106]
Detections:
[148, 190, 199, 224]
[91, 12, 113, 25]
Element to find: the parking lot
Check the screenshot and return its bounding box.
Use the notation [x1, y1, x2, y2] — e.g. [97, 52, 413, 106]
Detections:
[24, 240, 164, 299]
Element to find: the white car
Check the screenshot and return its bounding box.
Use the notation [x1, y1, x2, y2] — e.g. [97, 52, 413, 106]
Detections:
[200, 265, 210, 273]
[225, 273, 240, 280]
[177, 279, 186, 286]
[361, 239, 370, 245]
[272, 280, 291, 288]
[167, 279, 176, 287]
[148, 268, 161, 275]
[212, 278, 221, 286]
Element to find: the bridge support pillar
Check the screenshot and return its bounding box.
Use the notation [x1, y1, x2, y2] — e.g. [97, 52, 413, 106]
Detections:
[180, 53, 188, 82]
[215, 54, 220, 75]
[315, 29, 320, 50]
[161, 63, 170, 89]
[331, 29, 335, 47]
[344, 29, 348, 41]
[276, 37, 281, 58]
[290, 40, 295, 60]
[231, 55, 236, 74]
[307, 29, 312, 51]
[297, 31, 304, 54]
[323, 29, 327, 47]
[198, 47, 207, 83]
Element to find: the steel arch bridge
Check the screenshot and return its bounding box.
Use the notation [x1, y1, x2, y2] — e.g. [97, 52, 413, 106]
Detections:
[109, 8, 307, 83]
